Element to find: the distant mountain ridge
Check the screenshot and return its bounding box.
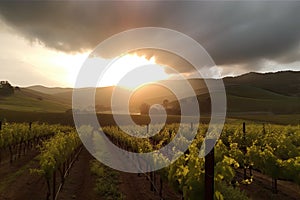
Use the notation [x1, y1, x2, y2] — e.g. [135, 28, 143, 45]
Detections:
[27, 70, 300, 97]
[27, 85, 73, 95]
[223, 71, 300, 97]
[1, 70, 297, 114]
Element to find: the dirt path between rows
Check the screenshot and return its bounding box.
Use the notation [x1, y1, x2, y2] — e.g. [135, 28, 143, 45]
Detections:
[0, 147, 97, 200]
[237, 169, 300, 200]
[0, 149, 39, 180]
[58, 148, 99, 200]
[0, 152, 47, 200]
[119, 172, 181, 200]
[59, 148, 181, 200]
[0, 146, 181, 200]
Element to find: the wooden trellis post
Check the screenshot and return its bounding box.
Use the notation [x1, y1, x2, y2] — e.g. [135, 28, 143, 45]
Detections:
[243, 122, 247, 180]
[205, 138, 215, 200]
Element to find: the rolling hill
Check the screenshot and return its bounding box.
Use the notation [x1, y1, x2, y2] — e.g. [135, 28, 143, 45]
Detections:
[223, 71, 300, 97]
[1, 70, 299, 116]
[0, 88, 70, 112]
[27, 85, 72, 95]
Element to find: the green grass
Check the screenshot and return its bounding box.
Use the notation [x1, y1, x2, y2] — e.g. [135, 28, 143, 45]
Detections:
[1, 109, 299, 126]
[0, 89, 70, 112]
[227, 114, 300, 125]
[227, 94, 300, 114]
[226, 85, 296, 100]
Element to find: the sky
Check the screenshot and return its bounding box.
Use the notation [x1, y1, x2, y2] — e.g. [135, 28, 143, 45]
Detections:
[0, 1, 299, 88]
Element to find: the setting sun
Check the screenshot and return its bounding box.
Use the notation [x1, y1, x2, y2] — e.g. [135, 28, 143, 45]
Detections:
[98, 54, 170, 89]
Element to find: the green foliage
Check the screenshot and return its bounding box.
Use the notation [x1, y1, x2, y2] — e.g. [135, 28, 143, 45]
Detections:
[90, 160, 124, 200]
[217, 183, 249, 200]
[103, 124, 251, 200]
[140, 103, 150, 115]
[34, 130, 81, 179]
[0, 81, 14, 96]
[103, 122, 300, 199]
[0, 122, 68, 149]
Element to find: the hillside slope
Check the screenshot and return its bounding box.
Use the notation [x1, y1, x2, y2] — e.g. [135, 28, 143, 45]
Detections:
[27, 85, 72, 95]
[0, 88, 70, 112]
[22, 70, 300, 114]
[224, 71, 300, 97]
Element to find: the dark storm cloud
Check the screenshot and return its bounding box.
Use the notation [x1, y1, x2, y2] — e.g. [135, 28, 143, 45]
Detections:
[0, 1, 300, 73]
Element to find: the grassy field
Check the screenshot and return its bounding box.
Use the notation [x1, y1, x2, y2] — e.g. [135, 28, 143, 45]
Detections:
[0, 109, 299, 126]
[227, 113, 300, 125]
[0, 89, 69, 112]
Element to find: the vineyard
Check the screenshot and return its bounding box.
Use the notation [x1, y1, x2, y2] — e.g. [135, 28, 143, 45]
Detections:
[0, 122, 299, 200]
[0, 122, 73, 164]
[101, 123, 300, 199]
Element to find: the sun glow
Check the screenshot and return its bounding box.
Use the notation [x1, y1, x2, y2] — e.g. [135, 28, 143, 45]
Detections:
[49, 52, 89, 86]
[98, 54, 169, 89]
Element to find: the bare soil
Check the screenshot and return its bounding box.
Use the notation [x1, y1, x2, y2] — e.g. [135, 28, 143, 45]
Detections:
[119, 172, 181, 200]
[237, 169, 300, 200]
[58, 148, 100, 200]
[0, 150, 47, 200]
